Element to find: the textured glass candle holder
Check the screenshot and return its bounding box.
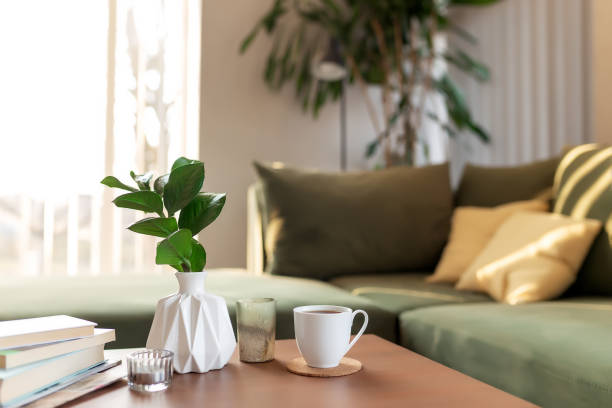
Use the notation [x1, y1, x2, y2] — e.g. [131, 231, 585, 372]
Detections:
[127, 349, 174, 392]
[237, 298, 276, 363]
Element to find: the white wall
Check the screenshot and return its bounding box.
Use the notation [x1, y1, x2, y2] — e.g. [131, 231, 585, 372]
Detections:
[590, 0, 612, 145]
[199, 0, 374, 268]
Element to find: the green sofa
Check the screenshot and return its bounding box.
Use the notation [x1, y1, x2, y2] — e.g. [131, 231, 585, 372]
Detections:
[2, 149, 611, 407]
[0, 271, 397, 345]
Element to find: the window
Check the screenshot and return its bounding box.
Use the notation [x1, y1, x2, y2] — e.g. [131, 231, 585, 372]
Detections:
[0, 0, 201, 276]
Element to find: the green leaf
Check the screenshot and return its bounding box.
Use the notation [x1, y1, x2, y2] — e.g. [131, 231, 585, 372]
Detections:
[100, 176, 137, 192]
[261, 0, 287, 32]
[128, 217, 178, 238]
[451, 0, 499, 5]
[154, 174, 169, 195]
[467, 121, 491, 143]
[178, 193, 226, 235]
[189, 239, 207, 272]
[163, 162, 205, 216]
[365, 139, 379, 158]
[155, 229, 193, 270]
[444, 50, 490, 82]
[277, 36, 296, 88]
[130, 171, 154, 191]
[113, 191, 164, 217]
[296, 47, 311, 94]
[240, 27, 259, 54]
[362, 65, 385, 85]
[434, 75, 471, 129]
[171, 157, 200, 172]
[264, 42, 280, 87]
[321, 0, 342, 16]
[426, 111, 458, 139]
[438, 15, 477, 44]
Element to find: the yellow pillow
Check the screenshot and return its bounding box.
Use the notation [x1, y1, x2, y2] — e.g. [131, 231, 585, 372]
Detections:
[426, 200, 549, 284]
[455, 212, 602, 304]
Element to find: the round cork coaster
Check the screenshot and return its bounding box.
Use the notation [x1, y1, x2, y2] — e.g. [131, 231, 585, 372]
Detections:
[286, 357, 362, 377]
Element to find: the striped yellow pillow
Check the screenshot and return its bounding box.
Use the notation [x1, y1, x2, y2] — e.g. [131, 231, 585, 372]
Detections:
[553, 144, 612, 294]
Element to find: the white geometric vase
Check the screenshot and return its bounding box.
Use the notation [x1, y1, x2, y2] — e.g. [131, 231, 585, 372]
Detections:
[146, 271, 236, 374]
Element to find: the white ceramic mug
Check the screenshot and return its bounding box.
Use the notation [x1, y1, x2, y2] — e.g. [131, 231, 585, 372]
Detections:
[293, 305, 369, 368]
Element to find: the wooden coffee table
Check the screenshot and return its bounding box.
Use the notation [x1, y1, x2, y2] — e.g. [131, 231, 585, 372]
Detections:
[64, 335, 536, 407]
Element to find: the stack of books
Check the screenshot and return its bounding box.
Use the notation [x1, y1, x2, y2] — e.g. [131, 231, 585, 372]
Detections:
[0, 315, 117, 408]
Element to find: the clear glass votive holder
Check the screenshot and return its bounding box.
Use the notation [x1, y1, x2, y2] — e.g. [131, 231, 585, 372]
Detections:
[127, 349, 174, 392]
[237, 298, 276, 363]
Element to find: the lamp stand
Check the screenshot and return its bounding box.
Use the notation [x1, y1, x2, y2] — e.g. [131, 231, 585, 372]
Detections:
[340, 77, 347, 171]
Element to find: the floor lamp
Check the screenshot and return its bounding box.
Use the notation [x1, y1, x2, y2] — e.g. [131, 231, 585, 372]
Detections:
[312, 39, 348, 171]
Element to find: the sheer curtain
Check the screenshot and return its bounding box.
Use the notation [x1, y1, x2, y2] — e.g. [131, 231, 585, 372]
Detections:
[446, 0, 588, 185]
[0, 0, 201, 276]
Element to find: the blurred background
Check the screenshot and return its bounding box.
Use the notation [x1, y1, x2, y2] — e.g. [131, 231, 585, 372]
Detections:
[0, 0, 610, 276]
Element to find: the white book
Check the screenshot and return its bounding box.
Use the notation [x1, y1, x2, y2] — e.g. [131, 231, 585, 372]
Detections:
[0, 316, 96, 350]
[0, 359, 121, 408]
[0, 345, 104, 404]
[0, 329, 115, 369]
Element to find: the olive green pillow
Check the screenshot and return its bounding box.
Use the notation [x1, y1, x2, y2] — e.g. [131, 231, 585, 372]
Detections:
[254, 162, 453, 280]
[553, 145, 612, 295]
[455, 157, 560, 207]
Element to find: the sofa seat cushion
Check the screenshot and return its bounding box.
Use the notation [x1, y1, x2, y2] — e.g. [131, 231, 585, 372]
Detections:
[0, 269, 397, 348]
[207, 270, 397, 341]
[330, 273, 490, 314]
[399, 299, 612, 407]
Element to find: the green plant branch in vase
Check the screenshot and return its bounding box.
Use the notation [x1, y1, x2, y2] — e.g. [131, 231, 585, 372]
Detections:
[101, 157, 225, 272]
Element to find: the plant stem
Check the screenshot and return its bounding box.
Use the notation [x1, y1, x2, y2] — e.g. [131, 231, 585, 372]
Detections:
[414, 12, 438, 132]
[381, 89, 393, 167]
[392, 17, 405, 92]
[404, 118, 416, 166]
[407, 18, 419, 100]
[370, 18, 394, 167]
[345, 54, 381, 136]
[393, 16, 415, 167]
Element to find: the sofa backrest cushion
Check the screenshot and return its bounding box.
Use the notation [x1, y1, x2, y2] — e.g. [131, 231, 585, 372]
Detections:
[254, 162, 453, 280]
[553, 144, 612, 295]
[455, 157, 560, 207]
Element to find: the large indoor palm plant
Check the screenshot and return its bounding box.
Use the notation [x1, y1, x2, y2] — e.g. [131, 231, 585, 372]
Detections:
[240, 0, 499, 167]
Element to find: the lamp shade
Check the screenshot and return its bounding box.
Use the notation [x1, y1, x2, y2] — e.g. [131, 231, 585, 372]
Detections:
[312, 38, 347, 81]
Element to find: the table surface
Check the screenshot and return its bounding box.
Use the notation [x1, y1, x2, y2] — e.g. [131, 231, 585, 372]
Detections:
[64, 335, 536, 408]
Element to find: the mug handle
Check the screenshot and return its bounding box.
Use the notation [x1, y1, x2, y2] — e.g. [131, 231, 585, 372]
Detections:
[345, 309, 369, 355]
